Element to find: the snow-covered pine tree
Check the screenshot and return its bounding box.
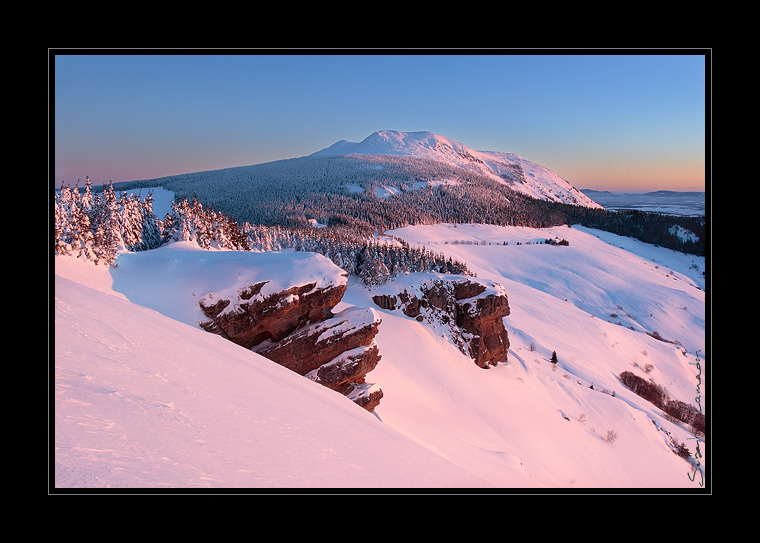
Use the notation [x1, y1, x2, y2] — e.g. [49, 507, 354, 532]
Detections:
[117, 189, 141, 251]
[170, 198, 193, 243]
[359, 248, 390, 286]
[89, 183, 120, 266]
[223, 214, 250, 251]
[57, 183, 76, 254]
[81, 177, 94, 212]
[53, 192, 70, 256]
[64, 182, 87, 260]
[136, 191, 163, 251]
[72, 200, 96, 261]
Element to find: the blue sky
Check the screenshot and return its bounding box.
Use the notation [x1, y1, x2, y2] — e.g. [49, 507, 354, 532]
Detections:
[53, 51, 707, 191]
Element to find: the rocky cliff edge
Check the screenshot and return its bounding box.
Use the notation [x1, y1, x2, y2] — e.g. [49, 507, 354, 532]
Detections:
[372, 276, 510, 368]
[198, 256, 383, 411]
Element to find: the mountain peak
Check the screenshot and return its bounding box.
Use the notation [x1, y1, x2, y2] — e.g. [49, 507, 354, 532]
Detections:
[313, 130, 466, 158]
[311, 130, 602, 209]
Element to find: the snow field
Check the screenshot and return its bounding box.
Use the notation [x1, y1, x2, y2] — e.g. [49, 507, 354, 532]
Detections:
[342, 223, 706, 487]
[54, 262, 489, 488]
[54, 221, 707, 489]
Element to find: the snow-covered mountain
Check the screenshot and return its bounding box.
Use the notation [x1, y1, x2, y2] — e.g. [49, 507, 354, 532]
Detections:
[313, 130, 602, 208]
[54, 131, 707, 491]
[53, 222, 707, 490]
[124, 130, 602, 230]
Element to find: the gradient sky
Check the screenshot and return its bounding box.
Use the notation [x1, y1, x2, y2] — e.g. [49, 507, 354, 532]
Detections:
[52, 51, 707, 192]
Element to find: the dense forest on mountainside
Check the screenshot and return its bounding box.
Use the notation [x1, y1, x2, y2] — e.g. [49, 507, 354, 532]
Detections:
[551, 204, 706, 256]
[112, 152, 706, 257]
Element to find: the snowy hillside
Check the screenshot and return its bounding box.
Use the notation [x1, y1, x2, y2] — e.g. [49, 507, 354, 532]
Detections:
[54, 251, 488, 489]
[313, 130, 601, 208]
[53, 222, 707, 490]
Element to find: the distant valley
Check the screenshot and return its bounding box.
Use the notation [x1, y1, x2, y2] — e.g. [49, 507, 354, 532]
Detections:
[581, 189, 705, 216]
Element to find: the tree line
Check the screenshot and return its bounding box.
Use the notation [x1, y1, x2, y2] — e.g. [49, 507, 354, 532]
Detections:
[560, 206, 706, 257]
[53, 179, 250, 267]
[114, 152, 706, 257]
[244, 222, 472, 286]
[53, 179, 473, 285]
[618, 370, 705, 436]
[54, 179, 164, 266]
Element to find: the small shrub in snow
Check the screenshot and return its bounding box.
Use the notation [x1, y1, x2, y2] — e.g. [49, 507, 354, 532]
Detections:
[674, 442, 690, 459]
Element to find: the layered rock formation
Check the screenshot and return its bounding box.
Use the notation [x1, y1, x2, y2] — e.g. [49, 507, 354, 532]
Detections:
[372, 277, 510, 368]
[254, 307, 383, 411]
[198, 266, 383, 411]
[198, 280, 344, 349]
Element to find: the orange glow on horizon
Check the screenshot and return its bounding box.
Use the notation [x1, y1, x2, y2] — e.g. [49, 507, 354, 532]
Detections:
[566, 158, 705, 192]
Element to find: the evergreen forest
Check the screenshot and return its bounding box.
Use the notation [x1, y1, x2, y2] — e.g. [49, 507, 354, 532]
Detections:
[53, 178, 475, 286]
[112, 153, 706, 256]
[53, 155, 706, 286]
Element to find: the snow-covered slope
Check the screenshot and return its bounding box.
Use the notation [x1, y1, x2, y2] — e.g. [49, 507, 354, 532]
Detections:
[53, 223, 707, 490]
[102, 241, 348, 327]
[53, 252, 489, 489]
[343, 223, 706, 488]
[313, 130, 601, 208]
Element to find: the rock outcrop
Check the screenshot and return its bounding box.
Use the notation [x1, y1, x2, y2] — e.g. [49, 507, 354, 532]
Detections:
[254, 307, 383, 411]
[372, 277, 510, 368]
[198, 270, 383, 411]
[198, 280, 345, 349]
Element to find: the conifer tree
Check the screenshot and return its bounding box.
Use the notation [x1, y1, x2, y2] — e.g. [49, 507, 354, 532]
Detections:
[72, 201, 96, 261]
[550, 351, 558, 364]
[53, 196, 69, 256]
[137, 192, 162, 251]
[160, 212, 174, 245]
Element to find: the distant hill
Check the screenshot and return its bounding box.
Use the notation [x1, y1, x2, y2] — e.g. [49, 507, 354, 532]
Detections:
[107, 131, 705, 255]
[312, 130, 600, 208]
[116, 130, 601, 231]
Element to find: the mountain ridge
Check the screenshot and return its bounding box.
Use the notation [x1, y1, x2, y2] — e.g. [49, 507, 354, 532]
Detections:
[312, 130, 508, 160]
[311, 130, 600, 209]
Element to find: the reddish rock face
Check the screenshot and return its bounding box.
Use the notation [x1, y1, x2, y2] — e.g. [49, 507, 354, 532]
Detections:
[199, 281, 347, 349]
[455, 293, 511, 368]
[373, 277, 510, 368]
[199, 282, 383, 411]
[255, 306, 382, 389]
[344, 382, 384, 412]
